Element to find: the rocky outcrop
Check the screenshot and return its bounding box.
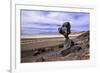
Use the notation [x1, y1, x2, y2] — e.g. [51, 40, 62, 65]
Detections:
[58, 22, 82, 56]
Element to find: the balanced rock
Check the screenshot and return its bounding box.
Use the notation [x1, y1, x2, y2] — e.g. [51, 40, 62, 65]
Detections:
[58, 22, 81, 56]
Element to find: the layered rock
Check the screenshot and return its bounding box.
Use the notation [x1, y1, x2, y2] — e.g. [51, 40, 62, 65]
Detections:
[58, 22, 81, 56]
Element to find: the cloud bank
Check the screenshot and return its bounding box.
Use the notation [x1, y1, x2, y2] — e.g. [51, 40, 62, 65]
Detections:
[21, 10, 90, 35]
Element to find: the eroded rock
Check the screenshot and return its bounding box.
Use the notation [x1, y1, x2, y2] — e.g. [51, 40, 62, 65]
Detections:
[58, 22, 82, 56]
[36, 57, 45, 62]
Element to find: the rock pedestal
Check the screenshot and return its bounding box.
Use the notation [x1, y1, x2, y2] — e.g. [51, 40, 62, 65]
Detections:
[58, 22, 81, 56]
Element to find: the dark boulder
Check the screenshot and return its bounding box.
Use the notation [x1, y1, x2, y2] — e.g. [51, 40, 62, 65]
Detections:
[36, 57, 45, 62]
[60, 45, 81, 56]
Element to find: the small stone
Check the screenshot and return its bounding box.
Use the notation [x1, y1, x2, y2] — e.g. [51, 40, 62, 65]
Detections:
[70, 45, 81, 52]
[33, 48, 46, 56]
[33, 50, 40, 56]
[36, 57, 45, 62]
[60, 48, 71, 56]
[58, 44, 64, 48]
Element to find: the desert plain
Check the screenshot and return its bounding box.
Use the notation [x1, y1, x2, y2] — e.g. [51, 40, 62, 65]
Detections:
[21, 31, 89, 63]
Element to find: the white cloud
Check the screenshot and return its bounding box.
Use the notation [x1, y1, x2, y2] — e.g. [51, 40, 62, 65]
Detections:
[21, 10, 89, 35]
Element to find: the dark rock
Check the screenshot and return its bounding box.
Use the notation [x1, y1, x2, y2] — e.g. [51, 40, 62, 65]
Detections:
[60, 48, 71, 56]
[33, 50, 40, 56]
[38, 48, 46, 53]
[36, 57, 45, 62]
[86, 44, 89, 48]
[60, 45, 81, 56]
[58, 43, 64, 48]
[58, 22, 82, 56]
[71, 40, 74, 46]
[33, 48, 45, 56]
[70, 45, 81, 52]
[58, 22, 71, 36]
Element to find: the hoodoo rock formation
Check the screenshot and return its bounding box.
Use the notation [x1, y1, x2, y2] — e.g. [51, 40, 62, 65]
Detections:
[58, 22, 81, 56]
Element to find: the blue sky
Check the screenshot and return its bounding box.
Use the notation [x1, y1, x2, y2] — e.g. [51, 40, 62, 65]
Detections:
[21, 10, 90, 35]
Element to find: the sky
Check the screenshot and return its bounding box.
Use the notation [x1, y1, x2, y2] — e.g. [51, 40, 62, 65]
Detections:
[21, 10, 90, 35]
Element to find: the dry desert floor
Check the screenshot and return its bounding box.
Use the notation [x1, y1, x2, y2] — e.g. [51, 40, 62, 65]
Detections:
[21, 31, 89, 63]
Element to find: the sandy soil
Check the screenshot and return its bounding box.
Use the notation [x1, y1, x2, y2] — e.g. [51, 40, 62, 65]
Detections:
[21, 31, 89, 63]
